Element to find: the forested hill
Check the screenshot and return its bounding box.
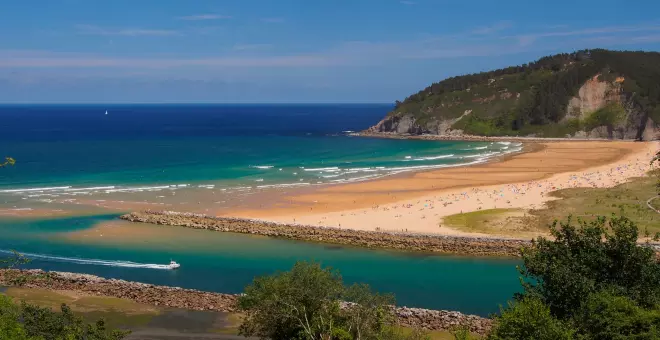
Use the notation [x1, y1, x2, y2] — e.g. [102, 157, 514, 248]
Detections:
[367, 49, 660, 139]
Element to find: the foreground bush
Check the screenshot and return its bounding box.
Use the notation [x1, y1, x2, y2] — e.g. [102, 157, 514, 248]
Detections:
[238, 261, 429, 340]
[0, 294, 129, 340]
[489, 215, 660, 340]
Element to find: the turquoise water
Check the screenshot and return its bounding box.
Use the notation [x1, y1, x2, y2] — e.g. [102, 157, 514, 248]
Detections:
[0, 104, 520, 203]
[0, 104, 523, 316]
[0, 214, 520, 316]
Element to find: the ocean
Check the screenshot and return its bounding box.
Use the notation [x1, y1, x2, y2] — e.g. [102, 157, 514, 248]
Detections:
[0, 104, 519, 200]
[0, 104, 522, 316]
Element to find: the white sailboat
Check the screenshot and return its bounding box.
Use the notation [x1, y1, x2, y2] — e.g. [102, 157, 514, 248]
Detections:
[105, 110, 108, 115]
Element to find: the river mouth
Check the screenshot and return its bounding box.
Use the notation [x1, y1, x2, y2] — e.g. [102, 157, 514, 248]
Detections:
[0, 213, 520, 316]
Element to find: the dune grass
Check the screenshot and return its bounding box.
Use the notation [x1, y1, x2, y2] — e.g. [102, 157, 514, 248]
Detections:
[442, 174, 660, 238]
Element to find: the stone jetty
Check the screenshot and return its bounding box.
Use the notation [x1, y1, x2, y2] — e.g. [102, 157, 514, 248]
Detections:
[120, 210, 529, 257]
[0, 269, 492, 335]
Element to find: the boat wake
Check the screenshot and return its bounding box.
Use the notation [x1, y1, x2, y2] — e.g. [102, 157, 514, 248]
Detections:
[0, 250, 172, 270]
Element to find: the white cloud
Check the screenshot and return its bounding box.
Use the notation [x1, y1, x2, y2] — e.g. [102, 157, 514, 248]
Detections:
[75, 24, 181, 37]
[178, 14, 232, 21]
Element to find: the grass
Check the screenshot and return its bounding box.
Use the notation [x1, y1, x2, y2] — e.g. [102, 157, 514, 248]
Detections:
[442, 208, 543, 237]
[535, 175, 660, 234]
[442, 174, 660, 237]
[2, 287, 159, 329]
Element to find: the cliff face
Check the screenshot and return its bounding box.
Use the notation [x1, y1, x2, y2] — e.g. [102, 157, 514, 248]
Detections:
[368, 50, 660, 140]
[369, 75, 659, 140]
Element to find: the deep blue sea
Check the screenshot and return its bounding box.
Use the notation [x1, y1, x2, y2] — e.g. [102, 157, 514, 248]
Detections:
[0, 104, 518, 198]
[0, 104, 522, 316]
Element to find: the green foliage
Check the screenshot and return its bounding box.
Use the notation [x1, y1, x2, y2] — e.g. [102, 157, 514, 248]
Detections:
[0, 295, 129, 340]
[490, 214, 660, 339]
[0, 250, 30, 270]
[238, 261, 344, 339]
[574, 290, 660, 339]
[20, 302, 129, 340]
[519, 215, 660, 318]
[0, 296, 36, 340]
[583, 103, 626, 131]
[0, 156, 15, 167]
[238, 261, 427, 340]
[390, 49, 660, 136]
[487, 297, 575, 340]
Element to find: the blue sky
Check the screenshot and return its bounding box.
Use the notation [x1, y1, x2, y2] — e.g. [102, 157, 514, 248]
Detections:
[1, 0, 660, 103]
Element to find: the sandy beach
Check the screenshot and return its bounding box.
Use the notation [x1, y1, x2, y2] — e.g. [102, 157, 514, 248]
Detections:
[229, 141, 659, 237]
[4, 140, 658, 240]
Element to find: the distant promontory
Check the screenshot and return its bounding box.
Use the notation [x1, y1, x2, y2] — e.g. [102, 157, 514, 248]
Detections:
[367, 49, 660, 140]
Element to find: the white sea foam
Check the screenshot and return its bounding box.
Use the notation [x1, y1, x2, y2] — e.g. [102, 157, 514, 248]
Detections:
[62, 186, 115, 192]
[412, 154, 455, 161]
[104, 185, 171, 193]
[0, 250, 172, 270]
[256, 182, 310, 189]
[251, 165, 274, 169]
[0, 186, 72, 193]
[497, 141, 512, 145]
[303, 167, 340, 172]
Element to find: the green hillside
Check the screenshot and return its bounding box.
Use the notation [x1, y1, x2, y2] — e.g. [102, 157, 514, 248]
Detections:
[376, 49, 660, 138]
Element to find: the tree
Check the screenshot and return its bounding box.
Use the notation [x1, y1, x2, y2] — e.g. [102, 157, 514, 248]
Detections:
[574, 290, 660, 339]
[0, 296, 35, 340]
[342, 283, 395, 340]
[0, 250, 29, 269]
[0, 156, 15, 168]
[518, 215, 660, 319]
[239, 261, 345, 340]
[487, 297, 575, 340]
[20, 302, 129, 340]
[489, 214, 660, 339]
[238, 261, 424, 340]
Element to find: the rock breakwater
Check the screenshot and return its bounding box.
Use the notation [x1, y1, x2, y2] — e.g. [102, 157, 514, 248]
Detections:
[0, 269, 237, 312]
[121, 210, 529, 257]
[0, 269, 492, 334]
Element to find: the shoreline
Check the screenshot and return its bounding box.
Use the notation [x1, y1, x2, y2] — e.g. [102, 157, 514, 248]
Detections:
[228, 140, 658, 237]
[353, 131, 622, 142]
[0, 269, 493, 334]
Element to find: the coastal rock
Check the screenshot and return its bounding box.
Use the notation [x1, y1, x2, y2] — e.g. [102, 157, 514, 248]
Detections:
[0, 269, 238, 312]
[120, 210, 529, 257]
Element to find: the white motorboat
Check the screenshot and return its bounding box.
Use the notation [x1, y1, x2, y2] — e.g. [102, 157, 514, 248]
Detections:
[167, 260, 180, 270]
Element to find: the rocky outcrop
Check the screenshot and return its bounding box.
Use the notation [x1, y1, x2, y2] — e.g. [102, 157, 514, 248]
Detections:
[0, 269, 493, 335]
[121, 210, 529, 257]
[564, 75, 658, 140]
[369, 75, 659, 140]
[565, 75, 622, 119]
[367, 114, 431, 135]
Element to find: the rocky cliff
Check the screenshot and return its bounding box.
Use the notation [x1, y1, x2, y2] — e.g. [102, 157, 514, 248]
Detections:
[368, 49, 660, 140]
